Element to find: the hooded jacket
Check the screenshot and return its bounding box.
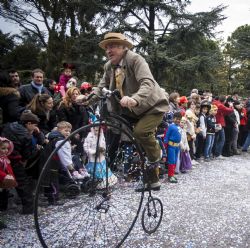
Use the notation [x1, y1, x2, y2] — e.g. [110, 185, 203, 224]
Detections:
[1, 122, 39, 166]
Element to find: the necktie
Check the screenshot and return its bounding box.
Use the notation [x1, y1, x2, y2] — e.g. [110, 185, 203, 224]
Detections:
[114, 65, 124, 97]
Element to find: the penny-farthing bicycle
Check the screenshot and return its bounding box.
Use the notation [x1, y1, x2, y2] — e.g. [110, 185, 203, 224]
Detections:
[34, 89, 163, 247]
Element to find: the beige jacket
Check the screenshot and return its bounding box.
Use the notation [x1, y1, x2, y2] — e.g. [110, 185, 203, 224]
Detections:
[95, 50, 169, 118]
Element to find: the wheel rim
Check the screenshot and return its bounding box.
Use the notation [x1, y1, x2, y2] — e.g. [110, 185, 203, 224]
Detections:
[141, 197, 163, 234]
[34, 122, 144, 247]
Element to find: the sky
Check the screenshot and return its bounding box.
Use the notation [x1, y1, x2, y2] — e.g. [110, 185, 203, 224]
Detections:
[0, 0, 250, 41]
[187, 0, 250, 40]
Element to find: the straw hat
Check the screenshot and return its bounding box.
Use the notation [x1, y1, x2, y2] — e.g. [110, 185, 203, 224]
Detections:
[99, 32, 133, 50]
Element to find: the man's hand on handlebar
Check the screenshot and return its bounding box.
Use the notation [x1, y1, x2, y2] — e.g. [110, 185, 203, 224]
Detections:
[120, 96, 138, 108]
[76, 95, 89, 106]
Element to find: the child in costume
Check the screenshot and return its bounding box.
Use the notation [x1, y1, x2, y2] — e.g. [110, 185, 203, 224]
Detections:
[59, 63, 74, 90]
[0, 137, 17, 229]
[164, 112, 182, 183]
[177, 117, 192, 173]
[84, 127, 117, 189]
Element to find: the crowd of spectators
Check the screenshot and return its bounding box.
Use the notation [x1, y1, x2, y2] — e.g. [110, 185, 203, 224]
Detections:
[0, 67, 250, 229]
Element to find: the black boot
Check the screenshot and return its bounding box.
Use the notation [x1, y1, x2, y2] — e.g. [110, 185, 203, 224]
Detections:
[135, 162, 161, 192]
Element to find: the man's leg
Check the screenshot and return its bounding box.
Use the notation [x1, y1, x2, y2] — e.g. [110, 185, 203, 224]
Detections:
[133, 113, 164, 162]
[133, 113, 164, 191]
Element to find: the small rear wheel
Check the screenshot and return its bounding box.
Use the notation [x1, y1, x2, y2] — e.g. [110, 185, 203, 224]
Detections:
[141, 197, 163, 234]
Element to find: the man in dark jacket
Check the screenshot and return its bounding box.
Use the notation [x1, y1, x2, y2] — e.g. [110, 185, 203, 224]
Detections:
[1, 111, 43, 214]
[19, 68, 50, 107]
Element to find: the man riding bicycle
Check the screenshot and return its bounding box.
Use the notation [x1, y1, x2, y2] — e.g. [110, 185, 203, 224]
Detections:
[79, 32, 169, 191]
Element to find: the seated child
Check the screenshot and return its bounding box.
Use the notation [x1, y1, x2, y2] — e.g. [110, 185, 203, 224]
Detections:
[0, 137, 17, 229]
[84, 127, 117, 189]
[42, 121, 89, 204]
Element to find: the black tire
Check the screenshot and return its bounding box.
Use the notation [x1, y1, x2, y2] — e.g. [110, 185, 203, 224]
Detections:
[34, 121, 144, 248]
[141, 197, 163, 234]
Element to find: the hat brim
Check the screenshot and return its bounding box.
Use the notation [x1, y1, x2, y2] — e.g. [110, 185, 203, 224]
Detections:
[99, 39, 133, 50]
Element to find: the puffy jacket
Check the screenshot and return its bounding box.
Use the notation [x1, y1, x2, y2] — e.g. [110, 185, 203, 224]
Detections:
[1, 122, 40, 166]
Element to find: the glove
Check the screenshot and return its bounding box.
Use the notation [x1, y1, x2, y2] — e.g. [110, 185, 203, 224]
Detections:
[0, 175, 17, 189]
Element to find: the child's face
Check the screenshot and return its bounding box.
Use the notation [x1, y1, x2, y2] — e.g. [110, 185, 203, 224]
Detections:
[59, 127, 71, 138]
[202, 106, 208, 114]
[26, 122, 38, 133]
[210, 109, 217, 116]
[173, 117, 181, 125]
[64, 68, 72, 76]
[93, 127, 100, 135]
[190, 102, 196, 110]
[195, 108, 200, 115]
[180, 119, 186, 128]
[0, 142, 9, 156]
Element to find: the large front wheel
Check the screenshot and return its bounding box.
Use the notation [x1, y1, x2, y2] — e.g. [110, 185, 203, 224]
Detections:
[34, 121, 145, 248]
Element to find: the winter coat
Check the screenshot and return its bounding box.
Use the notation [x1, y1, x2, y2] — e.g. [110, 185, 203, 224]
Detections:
[59, 74, 71, 89]
[84, 128, 106, 162]
[185, 108, 198, 137]
[28, 109, 57, 135]
[1, 122, 41, 166]
[47, 131, 73, 169]
[57, 102, 89, 132]
[0, 87, 21, 124]
[0, 137, 15, 183]
[238, 107, 247, 126]
[19, 83, 51, 107]
[212, 100, 234, 127]
[206, 115, 216, 134]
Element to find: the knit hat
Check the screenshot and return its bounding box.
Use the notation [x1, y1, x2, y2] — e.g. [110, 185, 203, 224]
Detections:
[200, 99, 211, 108]
[20, 110, 40, 124]
[179, 96, 188, 104]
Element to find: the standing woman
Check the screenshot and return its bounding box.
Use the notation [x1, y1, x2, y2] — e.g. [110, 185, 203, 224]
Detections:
[26, 94, 57, 136]
[57, 87, 89, 154]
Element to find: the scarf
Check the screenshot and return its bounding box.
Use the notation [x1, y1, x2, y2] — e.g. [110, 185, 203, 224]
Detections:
[31, 81, 44, 94]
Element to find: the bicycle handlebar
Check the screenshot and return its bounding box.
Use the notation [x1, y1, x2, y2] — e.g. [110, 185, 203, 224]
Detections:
[102, 88, 121, 100]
